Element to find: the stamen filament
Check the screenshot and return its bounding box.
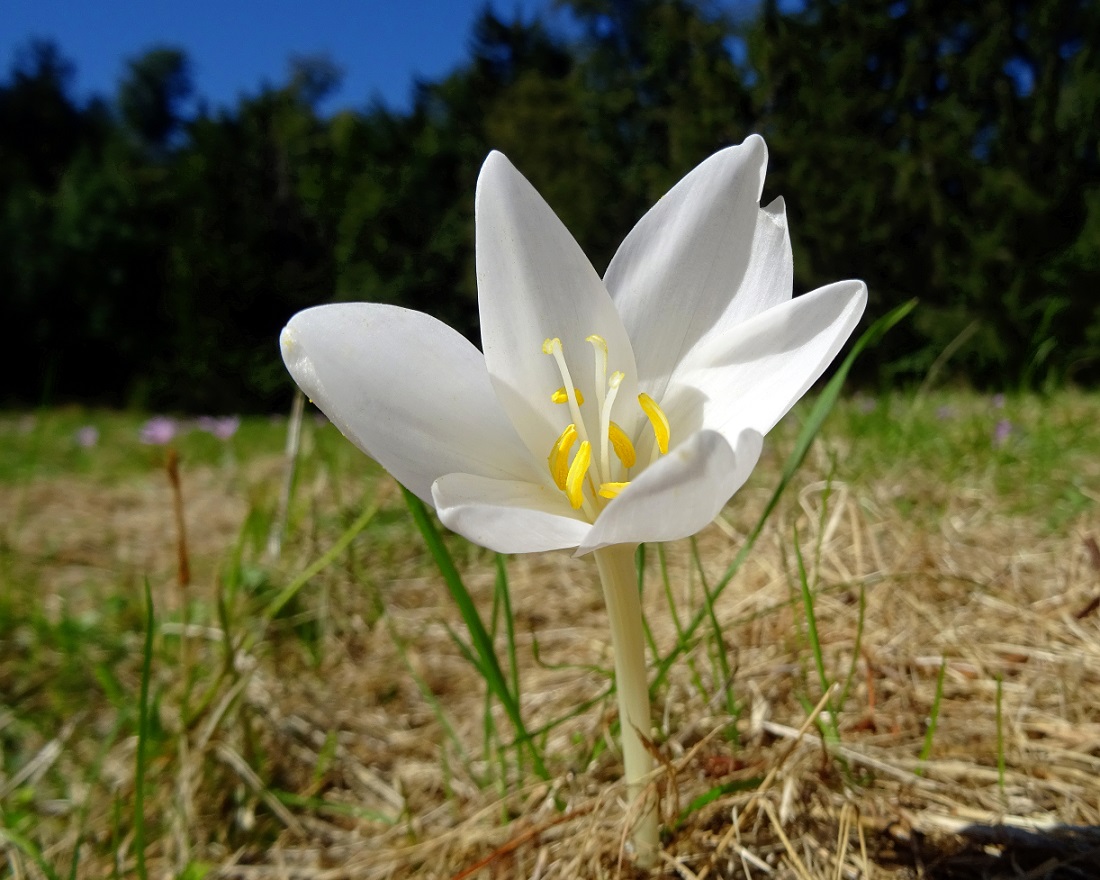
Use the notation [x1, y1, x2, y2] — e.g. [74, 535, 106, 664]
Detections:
[600, 371, 625, 480]
[586, 334, 609, 427]
[543, 338, 588, 446]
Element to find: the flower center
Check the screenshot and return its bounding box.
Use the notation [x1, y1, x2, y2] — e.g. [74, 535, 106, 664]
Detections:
[542, 335, 670, 517]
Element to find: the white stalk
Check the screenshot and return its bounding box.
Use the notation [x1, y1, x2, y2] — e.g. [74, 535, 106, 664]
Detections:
[593, 543, 659, 868]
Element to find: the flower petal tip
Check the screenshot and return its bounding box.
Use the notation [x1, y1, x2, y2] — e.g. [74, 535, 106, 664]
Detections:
[478, 150, 515, 186]
[279, 325, 297, 357]
[848, 279, 870, 314]
[742, 132, 767, 157]
[279, 323, 314, 381]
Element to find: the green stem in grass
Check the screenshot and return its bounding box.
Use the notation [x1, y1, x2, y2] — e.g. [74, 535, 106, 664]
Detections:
[995, 674, 1006, 797]
[593, 543, 658, 868]
[793, 525, 837, 740]
[135, 579, 154, 880]
[916, 657, 947, 775]
[402, 488, 548, 780]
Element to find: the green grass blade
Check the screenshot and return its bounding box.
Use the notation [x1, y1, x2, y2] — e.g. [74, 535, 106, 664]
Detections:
[653, 299, 915, 693]
[793, 527, 837, 741]
[916, 657, 948, 775]
[401, 488, 548, 780]
[442, 619, 488, 674]
[835, 582, 867, 710]
[271, 789, 395, 823]
[0, 829, 61, 880]
[494, 555, 521, 721]
[67, 712, 126, 880]
[249, 491, 383, 649]
[656, 543, 709, 702]
[657, 543, 683, 637]
[382, 612, 472, 776]
[635, 544, 660, 662]
[673, 776, 763, 830]
[690, 536, 735, 719]
[995, 674, 1006, 796]
[134, 578, 154, 880]
[494, 555, 523, 779]
[793, 527, 828, 699]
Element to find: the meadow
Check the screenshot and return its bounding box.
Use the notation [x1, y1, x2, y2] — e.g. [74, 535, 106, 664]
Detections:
[1, 389, 1098, 879]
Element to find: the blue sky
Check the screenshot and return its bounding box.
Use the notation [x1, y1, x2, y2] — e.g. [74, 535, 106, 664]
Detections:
[2, 0, 565, 113]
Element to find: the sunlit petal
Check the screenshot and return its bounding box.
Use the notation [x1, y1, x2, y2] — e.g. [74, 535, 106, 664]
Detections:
[475, 151, 640, 458]
[281, 303, 540, 504]
[433, 473, 590, 554]
[606, 136, 792, 399]
[664, 280, 867, 443]
[577, 429, 763, 554]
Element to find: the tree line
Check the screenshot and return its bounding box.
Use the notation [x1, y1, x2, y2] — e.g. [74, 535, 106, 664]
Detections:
[2, 0, 1097, 411]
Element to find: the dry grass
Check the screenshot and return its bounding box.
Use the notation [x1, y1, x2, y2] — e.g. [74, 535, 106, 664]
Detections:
[1, 394, 1098, 879]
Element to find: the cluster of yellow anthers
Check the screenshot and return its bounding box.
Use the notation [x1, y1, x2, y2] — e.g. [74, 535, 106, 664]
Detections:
[543, 335, 670, 516]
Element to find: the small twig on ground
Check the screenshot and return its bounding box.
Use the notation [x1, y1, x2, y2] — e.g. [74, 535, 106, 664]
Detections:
[267, 389, 305, 564]
[166, 448, 190, 589]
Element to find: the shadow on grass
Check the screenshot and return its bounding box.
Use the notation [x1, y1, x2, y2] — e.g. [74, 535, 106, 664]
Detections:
[890, 823, 1100, 879]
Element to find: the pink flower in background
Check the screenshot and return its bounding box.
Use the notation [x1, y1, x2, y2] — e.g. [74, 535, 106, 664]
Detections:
[993, 419, 1013, 447]
[139, 416, 178, 445]
[75, 425, 99, 448]
[991, 393, 1006, 409]
[197, 415, 241, 440]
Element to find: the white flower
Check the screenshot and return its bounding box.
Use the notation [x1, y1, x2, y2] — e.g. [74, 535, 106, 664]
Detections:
[280, 135, 866, 555]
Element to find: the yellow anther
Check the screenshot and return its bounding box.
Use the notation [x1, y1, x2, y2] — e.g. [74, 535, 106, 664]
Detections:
[547, 424, 578, 490]
[607, 421, 636, 468]
[638, 393, 670, 455]
[565, 441, 591, 509]
[551, 386, 584, 405]
[585, 334, 608, 353]
[542, 333, 663, 513]
[598, 481, 629, 499]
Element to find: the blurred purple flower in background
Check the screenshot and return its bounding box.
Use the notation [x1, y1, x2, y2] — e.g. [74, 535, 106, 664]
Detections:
[993, 419, 1013, 447]
[140, 416, 178, 445]
[936, 405, 955, 420]
[991, 393, 1006, 409]
[197, 415, 241, 440]
[75, 425, 99, 448]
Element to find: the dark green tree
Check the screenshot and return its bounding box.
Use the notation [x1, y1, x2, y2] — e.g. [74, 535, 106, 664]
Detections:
[2, 1, 1098, 409]
[747, 0, 1100, 385]
[118, 47, 193, 150]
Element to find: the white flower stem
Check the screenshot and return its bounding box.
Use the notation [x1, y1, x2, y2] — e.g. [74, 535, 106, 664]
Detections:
[593, 543, 658, 868]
